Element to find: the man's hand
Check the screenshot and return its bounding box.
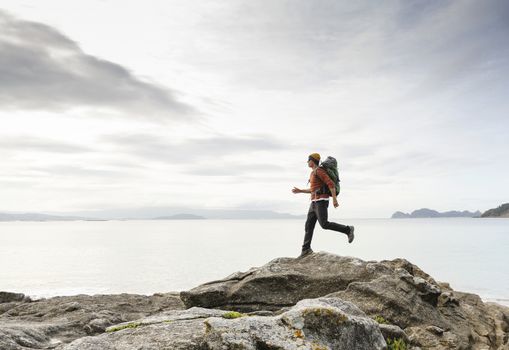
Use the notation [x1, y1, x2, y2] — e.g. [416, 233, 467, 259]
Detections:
[292, 187, 301, 194]
[333, 197, 339, 208]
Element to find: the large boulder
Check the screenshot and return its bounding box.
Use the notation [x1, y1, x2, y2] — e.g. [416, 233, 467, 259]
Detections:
[0, 292, 31, 304]
[180, 253, 399, 311]
[62, 298, 386, 350]
[181, 252, 509, 350]
[0, 292, 184, 350]
[328, 271, 509, 349]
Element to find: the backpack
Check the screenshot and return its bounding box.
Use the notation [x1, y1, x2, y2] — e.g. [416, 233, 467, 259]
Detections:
[316, 156, 340, 196]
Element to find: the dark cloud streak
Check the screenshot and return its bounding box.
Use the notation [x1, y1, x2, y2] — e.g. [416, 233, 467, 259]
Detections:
[0, 11, 195, 119]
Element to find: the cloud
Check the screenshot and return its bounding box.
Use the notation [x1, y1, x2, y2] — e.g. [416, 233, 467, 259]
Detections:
[0, 136, 92, 153]
[186, 1, 509, 92]
[183, 163, 286, 176]
[0, 11, 195, 119]
[28, 164, 134, 179]
[102, 133, 288, 163]
[388, 1, 509, 95]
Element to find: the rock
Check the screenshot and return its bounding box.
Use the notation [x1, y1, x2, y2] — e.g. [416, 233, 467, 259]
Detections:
[438, 291, 460, 307]
[328, 271, 447, 329]
[0, 324, 54, 350]
[0, 292, 30, 303]
[379, 323, 409, 342]
[406, 326, 460, 349]
[181, 252, 396, 311]
[405, 275, 442, 306]
[62, 302, 81, 312]
[3, 252, 509, 350]
[63, 298, 386, 350]
[0, 292, 184, 349]
[329, 269, 509, 349]
[84, 318, 114, 334]
[0, 302, 23, 315]
[182, 252, 509, 350]
[425, 325, 444, 336]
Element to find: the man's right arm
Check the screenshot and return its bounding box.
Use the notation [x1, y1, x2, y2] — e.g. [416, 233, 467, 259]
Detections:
[292, 187, 311, 194]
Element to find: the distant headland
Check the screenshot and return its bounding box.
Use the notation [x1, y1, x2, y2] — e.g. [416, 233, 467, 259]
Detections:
[481, 203, 509, 218]
[391, 208, 481, 218]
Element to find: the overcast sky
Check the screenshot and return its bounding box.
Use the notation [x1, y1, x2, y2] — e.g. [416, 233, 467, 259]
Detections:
[1, 0, 508, 218]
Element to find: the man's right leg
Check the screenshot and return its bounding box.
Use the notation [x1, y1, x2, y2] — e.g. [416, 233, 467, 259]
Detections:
[302, 202, 317, 252]
[315, 200, 355, 243]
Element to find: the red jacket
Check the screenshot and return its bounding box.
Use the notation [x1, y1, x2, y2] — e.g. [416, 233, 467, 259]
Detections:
[309, 167, 335, 201]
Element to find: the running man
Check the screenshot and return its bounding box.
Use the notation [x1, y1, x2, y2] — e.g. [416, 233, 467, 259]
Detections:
[292, 153, 354, 258]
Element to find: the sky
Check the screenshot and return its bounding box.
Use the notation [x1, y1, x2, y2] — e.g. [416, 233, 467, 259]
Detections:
[1, 0, 508, 218]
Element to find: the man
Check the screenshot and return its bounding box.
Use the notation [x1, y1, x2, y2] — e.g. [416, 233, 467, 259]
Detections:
[292, 153, 354, 258]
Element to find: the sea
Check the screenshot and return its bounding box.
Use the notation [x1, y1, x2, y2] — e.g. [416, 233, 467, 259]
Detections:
[1, 218, 508, 306]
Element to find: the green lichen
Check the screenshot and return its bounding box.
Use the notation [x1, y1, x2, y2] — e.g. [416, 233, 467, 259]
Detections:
[204, 320, 212, 333]
[387, 338, 407, 350]
[373, 315, 388, 324]
[222, 311, 245, 319]
[106, 322, 141, 333]
[303, 307, 347, 324]
[304, 308, 333, 317]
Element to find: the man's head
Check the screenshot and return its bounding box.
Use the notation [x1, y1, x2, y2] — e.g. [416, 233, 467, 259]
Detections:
[307, 153, 320, 168]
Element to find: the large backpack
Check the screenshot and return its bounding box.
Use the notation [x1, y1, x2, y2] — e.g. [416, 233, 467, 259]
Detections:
[316, 156, 340, 196]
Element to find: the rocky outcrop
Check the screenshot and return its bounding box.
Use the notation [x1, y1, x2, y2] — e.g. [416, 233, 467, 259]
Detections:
[0, 292, 184, 350]
[182, 252, 509, 349]
[391, 208, 481, 218]
[62, 298, 386, 350]
[1, 252, 508, 350]
[180, 254, 399, 311]
[481, 203, 509, 218]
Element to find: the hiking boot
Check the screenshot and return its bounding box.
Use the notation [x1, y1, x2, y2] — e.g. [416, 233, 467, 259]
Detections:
[298, 248, 313, 258]
[347, 226, 355, 243]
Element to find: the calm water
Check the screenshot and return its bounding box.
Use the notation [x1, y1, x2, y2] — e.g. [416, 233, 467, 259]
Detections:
[1, 218, 508, 305]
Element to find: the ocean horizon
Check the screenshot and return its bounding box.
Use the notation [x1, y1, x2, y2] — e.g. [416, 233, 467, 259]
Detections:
[1, 218, 508, 307]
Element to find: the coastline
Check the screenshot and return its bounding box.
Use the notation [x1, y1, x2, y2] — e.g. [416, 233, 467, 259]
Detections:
[2, 252, 509, 350]
[13, 289, 509, 308]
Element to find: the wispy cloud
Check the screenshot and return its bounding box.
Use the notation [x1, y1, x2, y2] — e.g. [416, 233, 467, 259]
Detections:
[28, 164, 134, 178]
[0, 136, 92, 153]
[0, 10, 195, 119]
[183, 163, 285, 176]
[102, 133, 288, 163]
[186, 1, 509, 93]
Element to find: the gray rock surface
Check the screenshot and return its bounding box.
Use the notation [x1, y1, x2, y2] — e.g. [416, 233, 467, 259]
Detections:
[182, 252, 509, 350]
[181, 253, 397, 311]
[0, 292, 31, 304]
[62, 298, 386, 350]
[0, 292, 184, 350]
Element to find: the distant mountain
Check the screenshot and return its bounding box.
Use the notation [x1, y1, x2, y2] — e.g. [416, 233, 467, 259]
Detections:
[481, 203, 509, 218]
[392, 211, 412, 218]
[153, 214, 206, 220]
[1, 208, 305, 221]
[0, 212, 91, 221]
[391, 208, 481, 219]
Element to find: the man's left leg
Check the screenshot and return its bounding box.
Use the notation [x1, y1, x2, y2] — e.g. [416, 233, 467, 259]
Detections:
[300, 202, 318, 257]
[315, 201, 354, 243]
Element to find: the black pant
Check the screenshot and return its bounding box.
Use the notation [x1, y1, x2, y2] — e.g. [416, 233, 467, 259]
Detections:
[302, 200, 350, 250]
